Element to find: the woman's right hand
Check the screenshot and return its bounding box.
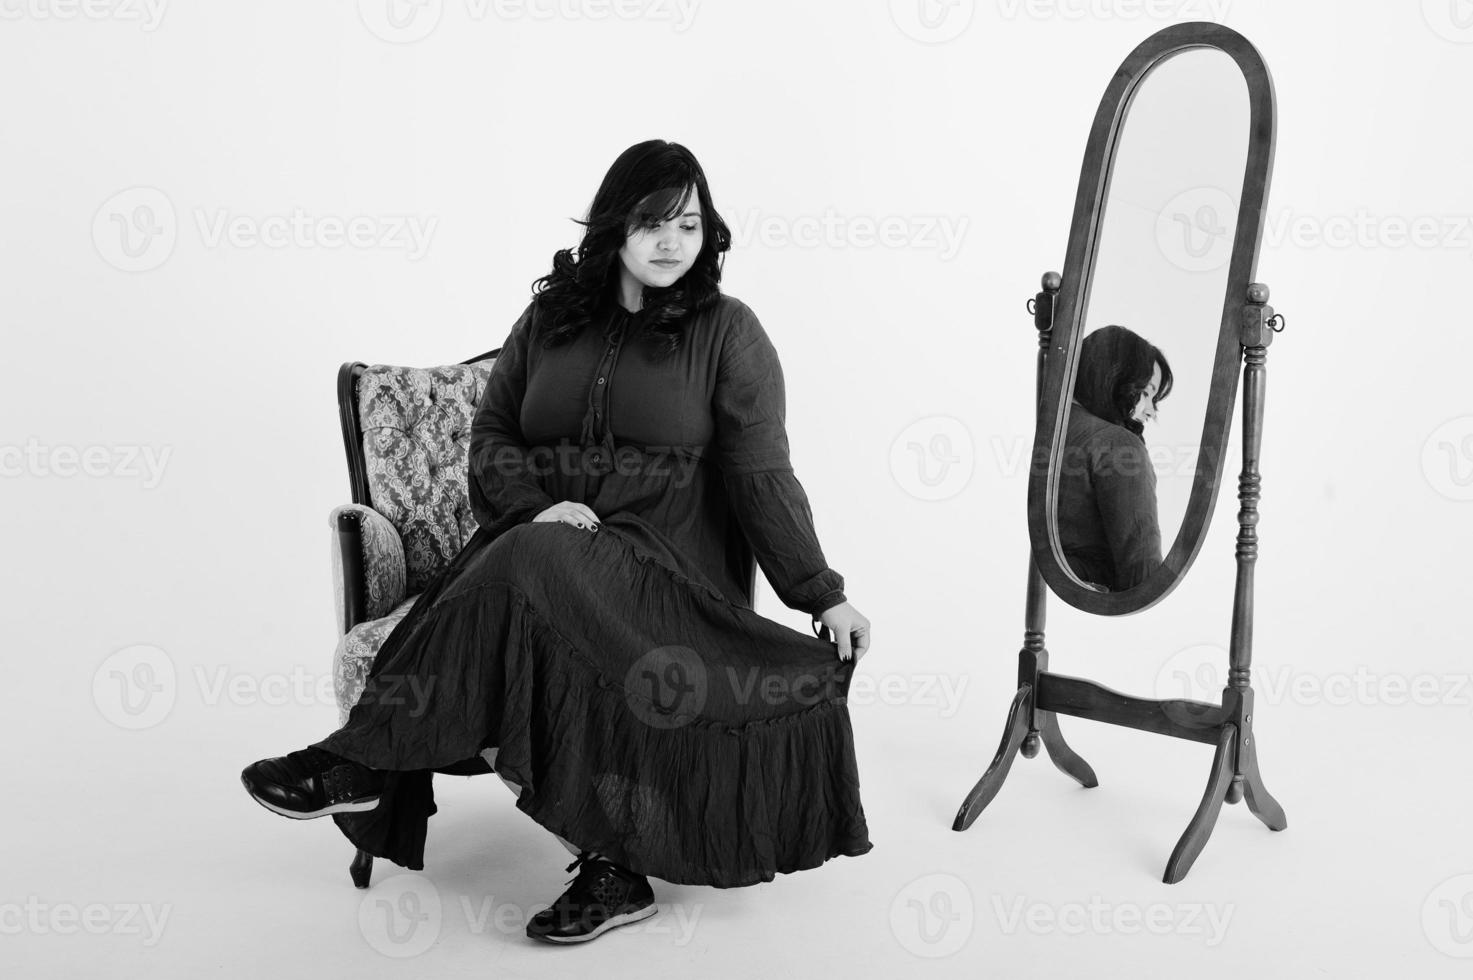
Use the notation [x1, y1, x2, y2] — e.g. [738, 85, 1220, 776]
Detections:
[532, 500, 601, 532]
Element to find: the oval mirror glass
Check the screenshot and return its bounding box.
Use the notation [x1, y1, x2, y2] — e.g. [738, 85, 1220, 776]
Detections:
[1059, 48, 1248, 593]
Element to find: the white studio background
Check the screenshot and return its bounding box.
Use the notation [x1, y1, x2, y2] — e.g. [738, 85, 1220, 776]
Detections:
[3, 1, 1471, 977]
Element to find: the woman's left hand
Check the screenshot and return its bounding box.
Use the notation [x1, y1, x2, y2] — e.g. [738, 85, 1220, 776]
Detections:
[816, 602, 871, 664]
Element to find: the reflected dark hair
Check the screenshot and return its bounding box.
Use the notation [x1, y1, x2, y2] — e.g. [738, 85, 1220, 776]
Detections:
[1073, 324, 1173, 438]
[530, 139, 731, 358]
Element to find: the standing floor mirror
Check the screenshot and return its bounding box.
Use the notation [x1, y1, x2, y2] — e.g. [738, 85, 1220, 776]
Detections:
[952, 21, 1288, 883]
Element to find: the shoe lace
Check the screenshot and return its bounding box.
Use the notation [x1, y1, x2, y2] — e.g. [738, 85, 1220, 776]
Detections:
[557, 850, 634, 910]
[286, 747, 374, 803]
[287, 746, 344, 772]
[562, 850, 609, 883]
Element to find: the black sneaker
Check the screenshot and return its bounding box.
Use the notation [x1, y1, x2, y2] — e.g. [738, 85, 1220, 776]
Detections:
[240, 746, 385, 819]
[525, 851, 657, 944]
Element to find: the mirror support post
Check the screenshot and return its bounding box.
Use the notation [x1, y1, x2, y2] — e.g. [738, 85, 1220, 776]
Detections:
[954, 273, 1099, 834]
[1024, 272, 1095, 785]
[1225, 282, 1289, 826]
[1021, 272, 1061, 758]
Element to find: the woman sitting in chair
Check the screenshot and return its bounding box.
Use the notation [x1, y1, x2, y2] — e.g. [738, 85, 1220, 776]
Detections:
[240, 139, 873, 944]
[1056, 324, 1173, 593]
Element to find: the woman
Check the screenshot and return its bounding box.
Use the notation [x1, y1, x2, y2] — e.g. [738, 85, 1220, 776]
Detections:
[241, 140, 874, 944]
[1056, 323, 1173, 592]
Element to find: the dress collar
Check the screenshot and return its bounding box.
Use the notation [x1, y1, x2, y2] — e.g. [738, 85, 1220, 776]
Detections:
[597, 296, 645, 341]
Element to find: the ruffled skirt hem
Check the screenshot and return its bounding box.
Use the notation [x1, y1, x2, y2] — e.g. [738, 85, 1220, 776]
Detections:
[313, 513, 872, 888]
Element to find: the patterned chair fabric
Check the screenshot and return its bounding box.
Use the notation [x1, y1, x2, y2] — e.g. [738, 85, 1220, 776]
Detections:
[358, 363, 491, 595]
[331, 504, 408, 625]
[330, 359, 495, 724]
[333, 594, 419, 726]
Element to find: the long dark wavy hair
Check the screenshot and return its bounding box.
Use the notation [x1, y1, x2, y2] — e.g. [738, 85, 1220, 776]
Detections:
[529, 140, 732, 359]
[1073, 324, 1174, 438]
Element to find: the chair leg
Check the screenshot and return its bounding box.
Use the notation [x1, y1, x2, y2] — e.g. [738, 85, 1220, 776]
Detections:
[350, 848, 374, 889]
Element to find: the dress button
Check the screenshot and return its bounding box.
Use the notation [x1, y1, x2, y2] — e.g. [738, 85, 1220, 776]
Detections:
[597, 377, 605, 384]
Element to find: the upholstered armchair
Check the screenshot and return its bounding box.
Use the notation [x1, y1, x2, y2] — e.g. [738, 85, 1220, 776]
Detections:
[329, 348, 758, 888]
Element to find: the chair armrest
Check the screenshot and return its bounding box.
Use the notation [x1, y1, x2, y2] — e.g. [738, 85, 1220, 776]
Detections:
[330, 504, 407, 634]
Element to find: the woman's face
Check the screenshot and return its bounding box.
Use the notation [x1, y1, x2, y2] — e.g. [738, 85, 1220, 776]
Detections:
[618, 187, 703, 290]
[1130, 362, 1163, 425]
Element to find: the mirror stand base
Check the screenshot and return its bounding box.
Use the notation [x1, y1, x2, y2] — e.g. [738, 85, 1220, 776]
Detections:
[1238, 730, 1288, 832]
[955, 267, 1291, 882]
[1037, 707, 1098, 787]
[1164, 723, 1287, 883]
[953, 637, 1102, 834]
[953, 653, 1287, 883]
[951, 684, 1032, 833]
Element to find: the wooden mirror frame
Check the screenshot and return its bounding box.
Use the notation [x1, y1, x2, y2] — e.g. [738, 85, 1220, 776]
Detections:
[1028, 20, 1276, 615]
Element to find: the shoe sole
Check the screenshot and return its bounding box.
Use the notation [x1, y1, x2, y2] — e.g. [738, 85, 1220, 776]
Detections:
[527, 903, 659, 944]
[241, 775, 381, 820]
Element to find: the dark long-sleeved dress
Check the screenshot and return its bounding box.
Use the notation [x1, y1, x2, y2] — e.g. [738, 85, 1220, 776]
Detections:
[1055, 401, 1163, 591]
[311, 292, 872, 888]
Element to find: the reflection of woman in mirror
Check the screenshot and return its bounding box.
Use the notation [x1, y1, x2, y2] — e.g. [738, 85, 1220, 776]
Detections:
[1057, 324, 1173, 592]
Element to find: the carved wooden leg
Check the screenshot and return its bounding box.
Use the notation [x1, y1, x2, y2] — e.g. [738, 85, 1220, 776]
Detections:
[1162, 725, 1235, 884]
[1038, 710, 1099, 788]
[1239, 732, 1287, 831]
[350, 848, 374, 889]
[953, 685, 1032, 831]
